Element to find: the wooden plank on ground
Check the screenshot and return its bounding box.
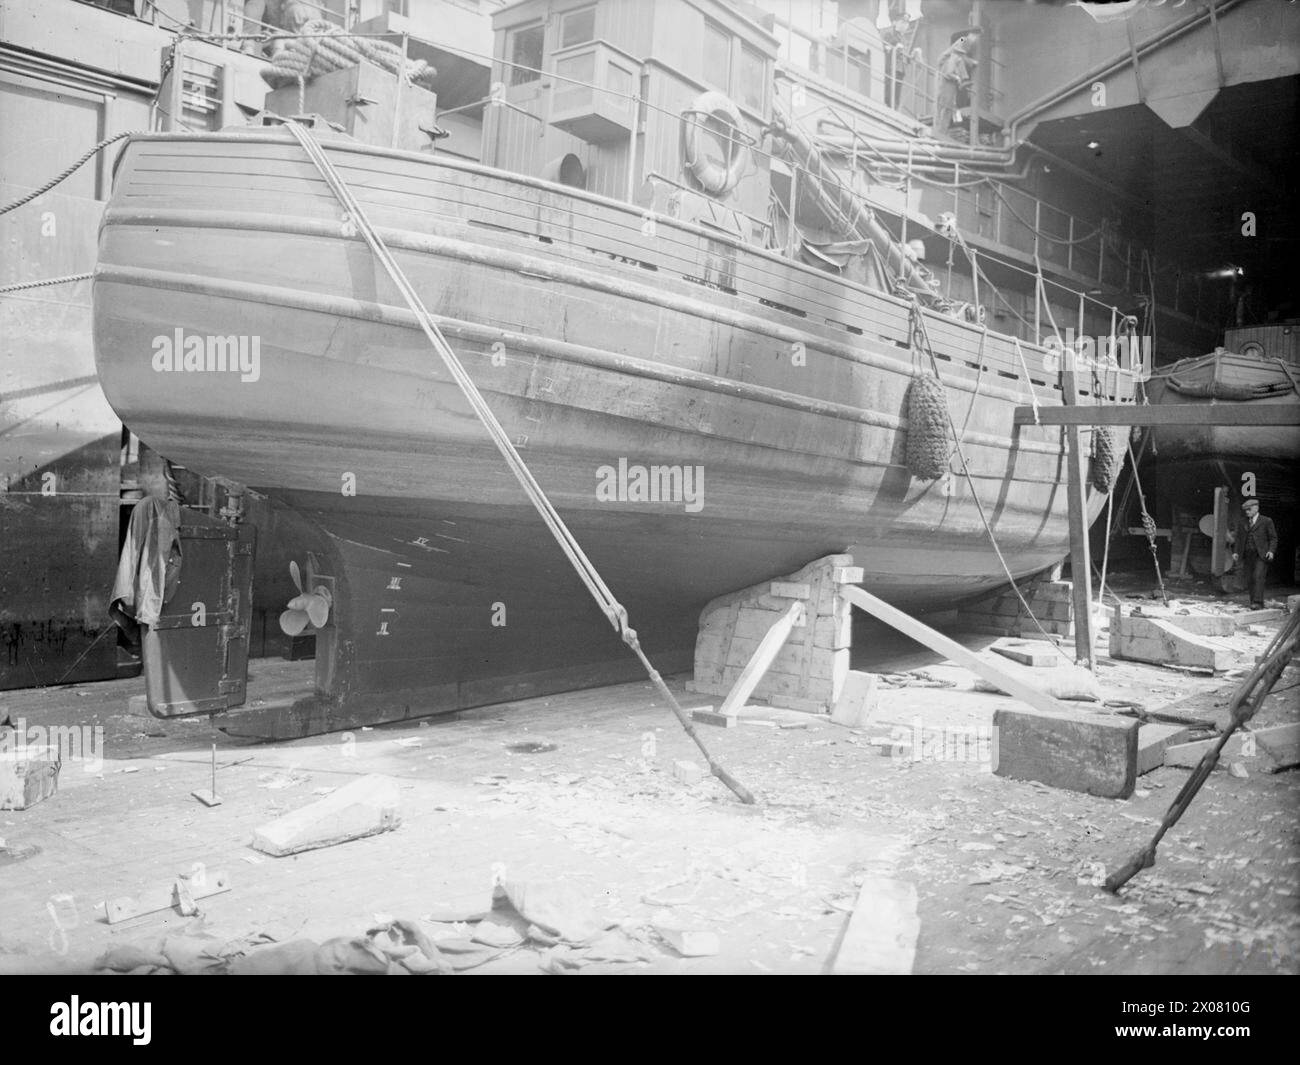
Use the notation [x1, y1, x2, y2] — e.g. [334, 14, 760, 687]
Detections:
[105, 869, 232, 924]
[829, 877, 919, 975]
[1136, 723, 1193, 775]
[841, 585, 1074, 718]
[990, 639, 1059, 667]
[690, 705, 737, 728]
[830, 671, 879, 728]
[252, 774, 401, 856]
[993, 705, 1139, 798]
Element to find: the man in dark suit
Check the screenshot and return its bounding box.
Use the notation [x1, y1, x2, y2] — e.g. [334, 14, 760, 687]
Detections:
[1232, 497, 1278, 609]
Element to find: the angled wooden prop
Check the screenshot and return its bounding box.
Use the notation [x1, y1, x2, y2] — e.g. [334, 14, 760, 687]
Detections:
[716, 601, 805, 718]
[840, 584, 1073, 718]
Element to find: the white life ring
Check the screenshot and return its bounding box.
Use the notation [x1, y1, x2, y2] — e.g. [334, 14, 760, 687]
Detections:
[683, 91, 747, 197]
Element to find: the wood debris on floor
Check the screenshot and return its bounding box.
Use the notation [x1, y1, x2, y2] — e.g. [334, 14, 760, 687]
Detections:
[0, 591, 1296, 975]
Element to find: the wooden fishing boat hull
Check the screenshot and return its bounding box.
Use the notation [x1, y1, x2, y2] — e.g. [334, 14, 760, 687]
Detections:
[92, 129, 1130, 734]
[1146, 351, 1300, 512]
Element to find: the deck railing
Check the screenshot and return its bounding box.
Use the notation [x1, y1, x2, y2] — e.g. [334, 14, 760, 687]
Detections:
[790, 93, 1223, 333]
[764, 11, 1007, 139]
[100, 1, 1223, 349]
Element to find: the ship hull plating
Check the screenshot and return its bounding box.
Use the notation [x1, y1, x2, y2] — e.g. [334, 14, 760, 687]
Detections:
[93, 131, 1128, 731]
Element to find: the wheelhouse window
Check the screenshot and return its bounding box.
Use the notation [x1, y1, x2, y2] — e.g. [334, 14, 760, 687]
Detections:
[559, 6, 596, 49]
[738, 44, 766, 112]
[703, 21, 731, 93]
[509, 23, 544, 85]
[843, 46, 871, 99]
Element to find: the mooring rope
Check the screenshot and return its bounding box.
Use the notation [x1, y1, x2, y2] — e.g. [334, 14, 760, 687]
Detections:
[283, 120, 755, 803]
[907, 295, 1076, 663]
[1096, 488, 1114, 619]
[1011, 337, 1041, 425]
[1126, 437, 1168, 605]
[0, 133, 136, 217]
[0, 273, 93, 295]
[0, 133, 139, 298]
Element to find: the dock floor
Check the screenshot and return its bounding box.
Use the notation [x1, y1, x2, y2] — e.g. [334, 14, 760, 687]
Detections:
[1, 590, 1297, 975]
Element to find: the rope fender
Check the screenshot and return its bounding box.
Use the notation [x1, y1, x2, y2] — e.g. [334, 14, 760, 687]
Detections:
[905, 373, 949, 480]
[1089, 425, 1124, 494]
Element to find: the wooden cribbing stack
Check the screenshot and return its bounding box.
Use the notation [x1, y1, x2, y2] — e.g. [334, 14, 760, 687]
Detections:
[689, 554, 861, 715]
[957, 575, 1077, 639]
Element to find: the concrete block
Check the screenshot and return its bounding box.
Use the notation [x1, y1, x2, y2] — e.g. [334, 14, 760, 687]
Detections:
[672, 759, 704, 785]
[1256, 723, 1300, 770]
[0, 744, 60, 811]
[1136, 723, 1193, 775]
[993, 705, 1139, 799]
[1110, 614, 1235, 670]
[252, 774, 401, 856]
[1160, 613, 1235, 637]
[1233, 608, 1283, 628]
[1165, 724, 1300, 772]
[830, 671, 879, 728]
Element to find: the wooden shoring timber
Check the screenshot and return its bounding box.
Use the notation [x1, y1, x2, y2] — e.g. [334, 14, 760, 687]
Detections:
[1108, 606, 1235, 671]
[957, 575, 1077, 639]
[689, 554, 862, 715]
[841, 584, 1075, 718]
[717, 601, 805, 718]
[1060, 367, 1096, 667]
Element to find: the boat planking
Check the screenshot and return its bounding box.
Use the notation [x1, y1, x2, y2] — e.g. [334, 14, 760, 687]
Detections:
[90, 0, 1148, 738]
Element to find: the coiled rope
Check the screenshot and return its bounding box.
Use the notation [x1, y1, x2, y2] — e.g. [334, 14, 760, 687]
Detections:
[283, 120, 754, 803]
